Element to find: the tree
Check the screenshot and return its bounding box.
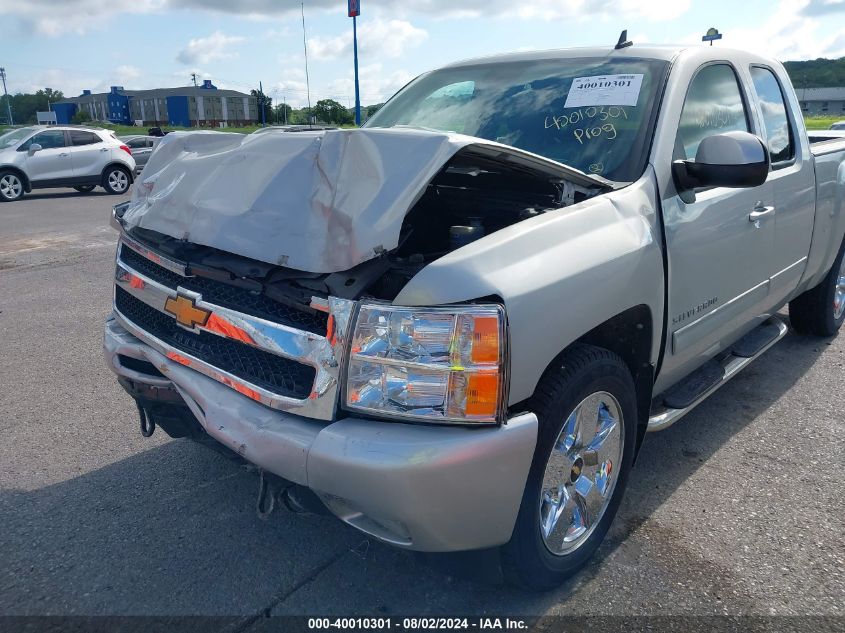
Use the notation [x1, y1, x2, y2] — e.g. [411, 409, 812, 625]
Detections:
[250, 88, 274, 124]
[71, 109, 92, 124]
[274, 102, 293, 125]
[8, 88, 66, 123]
[784, 57, 845, 88]
[313, 99, 353, 125]
[365, 103, 384, 118]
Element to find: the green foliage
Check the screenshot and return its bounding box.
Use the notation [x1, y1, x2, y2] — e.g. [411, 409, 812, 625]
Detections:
[366, 103, 384, 118]
[250, 88, 274, 124]
[274, 102, 293, 124]
[71, 109, 92, 124]
[6, 88, 66, 124]
[313, 99, 354, 125]
[784, 57, 845, 88]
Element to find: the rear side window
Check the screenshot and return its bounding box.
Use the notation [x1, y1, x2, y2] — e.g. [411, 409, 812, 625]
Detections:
[749, 66, 794, 164]
[125, 137, 148, 149]
[69, 130, 101, 146]
[19, 130, 67, 151]
[676, 64, 750, 160]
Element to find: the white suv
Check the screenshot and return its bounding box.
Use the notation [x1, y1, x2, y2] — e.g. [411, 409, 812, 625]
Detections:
[0, 125, 137, 202]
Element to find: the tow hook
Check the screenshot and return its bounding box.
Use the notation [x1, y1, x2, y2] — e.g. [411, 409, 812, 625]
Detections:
[137, 402, 155, 437]
[256, 469, 278, 520]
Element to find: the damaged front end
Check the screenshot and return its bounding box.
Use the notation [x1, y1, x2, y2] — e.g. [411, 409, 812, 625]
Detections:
[110, 127, 608, 424]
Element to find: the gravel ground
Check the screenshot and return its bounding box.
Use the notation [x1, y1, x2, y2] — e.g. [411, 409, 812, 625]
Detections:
[0, 189, 842, 627]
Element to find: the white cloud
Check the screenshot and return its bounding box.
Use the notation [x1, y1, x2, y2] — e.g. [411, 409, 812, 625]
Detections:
[0, 0, 694, 35]
[309, 19, 428, 61]
[176, 31, 245, 65]
[675, 0, 845, 61]
[326, 63, 415, 106]
[0, 0, 164, 35]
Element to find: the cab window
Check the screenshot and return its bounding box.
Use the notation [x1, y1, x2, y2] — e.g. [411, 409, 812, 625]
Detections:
[749, 66, 794, 164]
[19, 130, 67, 151]
[69, 130, 101, 146]
[676, 64, 750, 160]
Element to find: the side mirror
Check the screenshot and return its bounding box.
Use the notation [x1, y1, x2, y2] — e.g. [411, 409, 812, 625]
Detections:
[672, 131, 769, 194]
[27, 143, 43, 156]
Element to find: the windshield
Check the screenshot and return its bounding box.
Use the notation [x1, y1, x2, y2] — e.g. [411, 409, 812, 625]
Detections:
[0, 126, 38, 149]
[366, 57, 668, 182]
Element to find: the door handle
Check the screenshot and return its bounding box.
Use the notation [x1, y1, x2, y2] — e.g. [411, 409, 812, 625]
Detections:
[100, 148, 109, 152]
[59, 152, 69, 157]
[749, 205, 775, 226]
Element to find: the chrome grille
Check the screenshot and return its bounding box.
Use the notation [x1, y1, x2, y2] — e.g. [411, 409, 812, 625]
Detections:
[113, 236, 355, 420]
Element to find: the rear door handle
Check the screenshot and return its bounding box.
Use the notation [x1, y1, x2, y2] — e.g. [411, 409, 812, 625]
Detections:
[100, 148, 109, 152]
[749, 204, 775, 226]
[59, 152, 69, 157]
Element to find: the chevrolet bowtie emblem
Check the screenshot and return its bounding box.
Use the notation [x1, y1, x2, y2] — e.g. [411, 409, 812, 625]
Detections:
[164, 292, 210, 329]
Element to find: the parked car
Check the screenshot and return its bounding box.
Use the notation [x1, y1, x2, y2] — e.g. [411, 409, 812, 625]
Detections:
[119, 135, 158, 174]
[0, 125, 135, 201]
[830, 120, 845, 130]
[104, 44, 845, 589]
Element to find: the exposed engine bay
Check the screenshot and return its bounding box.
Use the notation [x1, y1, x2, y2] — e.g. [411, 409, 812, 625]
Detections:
[121, 146, 605, 316]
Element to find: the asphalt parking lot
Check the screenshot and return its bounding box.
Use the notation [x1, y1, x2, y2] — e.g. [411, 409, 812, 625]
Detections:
[0, 188, 843, 625]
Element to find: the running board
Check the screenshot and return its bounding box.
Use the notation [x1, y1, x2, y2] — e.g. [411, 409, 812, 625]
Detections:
[647, 316, 788, 432]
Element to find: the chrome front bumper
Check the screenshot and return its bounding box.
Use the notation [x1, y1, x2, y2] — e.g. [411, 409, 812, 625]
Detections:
[105, 317, 538, 552]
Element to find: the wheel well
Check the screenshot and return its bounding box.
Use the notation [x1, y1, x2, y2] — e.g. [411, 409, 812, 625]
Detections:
[100, 163, 134, 184]
[575, 305, 655, 456]
[0, 166, 31, 192]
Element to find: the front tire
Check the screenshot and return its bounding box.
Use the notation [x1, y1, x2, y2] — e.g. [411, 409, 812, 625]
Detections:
[102, 167, 131, 195]
[789, 237, 845, 337]
[501, 344, 637, 590]
[73, 185, 96, 193]
[0, 171, 25, 202]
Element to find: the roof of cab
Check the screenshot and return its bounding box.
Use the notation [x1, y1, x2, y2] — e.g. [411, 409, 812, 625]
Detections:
[440, 45, 776, 69]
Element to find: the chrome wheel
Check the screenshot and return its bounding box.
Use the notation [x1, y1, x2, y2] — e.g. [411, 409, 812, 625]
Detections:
[107, 169, 129, 193]
[0, 173, 23, 200]
[539, 391, 623, 555]
[834, 255, 845, 320]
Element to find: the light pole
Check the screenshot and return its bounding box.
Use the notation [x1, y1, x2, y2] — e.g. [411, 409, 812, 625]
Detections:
[348, 1, 361, 126]
[0, 67, 13, 125]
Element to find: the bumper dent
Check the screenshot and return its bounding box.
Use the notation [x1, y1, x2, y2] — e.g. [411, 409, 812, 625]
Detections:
[104, 316, 538, 552]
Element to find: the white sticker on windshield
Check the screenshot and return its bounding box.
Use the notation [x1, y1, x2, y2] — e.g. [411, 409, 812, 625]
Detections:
[564, 74, 644, 108]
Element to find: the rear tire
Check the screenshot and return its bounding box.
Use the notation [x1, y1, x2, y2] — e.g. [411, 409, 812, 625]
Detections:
[501, 344, 637, 591]
[73, 185, 96, 193]
[0, 171, 25, 202]
[102, 166, 131, 195]
[789, 238, 845, 337]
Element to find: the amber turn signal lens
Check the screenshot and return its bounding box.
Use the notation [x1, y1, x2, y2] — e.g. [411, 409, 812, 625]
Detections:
[464, 371, 500, 417]
[470, 316, 500, 364]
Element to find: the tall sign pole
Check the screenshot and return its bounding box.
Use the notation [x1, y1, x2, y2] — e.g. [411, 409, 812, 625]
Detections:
[349, 0, 361, 126]
[0, 68, 13, 125]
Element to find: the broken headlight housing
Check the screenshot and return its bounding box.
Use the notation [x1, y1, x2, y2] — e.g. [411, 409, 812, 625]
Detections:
[344, 302, 507, 425]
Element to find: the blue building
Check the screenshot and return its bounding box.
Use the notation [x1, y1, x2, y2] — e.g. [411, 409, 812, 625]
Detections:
[54, 81, 258, 127]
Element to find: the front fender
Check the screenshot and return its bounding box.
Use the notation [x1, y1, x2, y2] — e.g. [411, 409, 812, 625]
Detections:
[395, 168, 665, 405]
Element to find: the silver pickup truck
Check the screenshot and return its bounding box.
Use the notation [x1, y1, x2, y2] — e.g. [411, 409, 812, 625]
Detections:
[104, 44, 845, 589]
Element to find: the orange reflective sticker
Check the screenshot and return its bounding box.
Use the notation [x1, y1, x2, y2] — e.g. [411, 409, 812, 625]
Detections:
[166, 351, 191, 366]
[206, 313, 255, 345]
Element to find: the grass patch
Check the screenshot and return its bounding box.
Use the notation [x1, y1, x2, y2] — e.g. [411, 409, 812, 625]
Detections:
[803, 115, 843, 130]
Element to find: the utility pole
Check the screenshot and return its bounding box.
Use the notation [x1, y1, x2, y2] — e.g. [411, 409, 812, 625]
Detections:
[259, 81, 266, 127]
[0, 68, 13, 125]
[191, 72, 198, 88]
[348, 1, 361, 126]
[301, 2, 312, 123]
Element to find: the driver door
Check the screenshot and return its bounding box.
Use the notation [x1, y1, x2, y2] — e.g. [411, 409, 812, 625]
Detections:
[658, 63, 776, 389]
[20, 130, 72, 183]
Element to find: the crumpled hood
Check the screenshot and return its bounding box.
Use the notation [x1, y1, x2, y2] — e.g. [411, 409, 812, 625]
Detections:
[122, 127, 597, 273]
[122, 127, 469, 273]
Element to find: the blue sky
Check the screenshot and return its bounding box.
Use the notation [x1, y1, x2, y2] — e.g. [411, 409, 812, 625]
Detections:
[2, 0, 845, 107]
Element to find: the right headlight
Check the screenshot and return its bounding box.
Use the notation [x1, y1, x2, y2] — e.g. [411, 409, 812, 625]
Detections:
[344, 302, 507, 425]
